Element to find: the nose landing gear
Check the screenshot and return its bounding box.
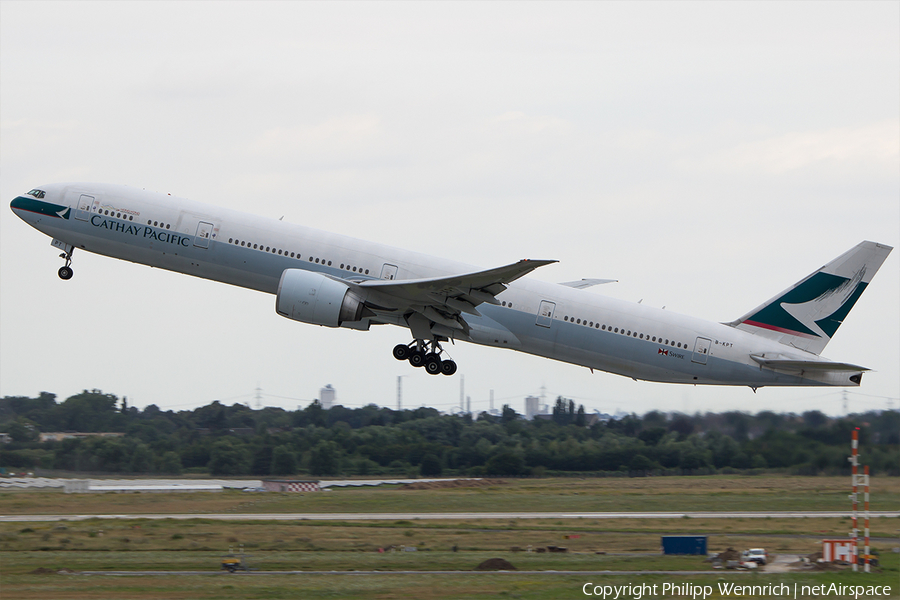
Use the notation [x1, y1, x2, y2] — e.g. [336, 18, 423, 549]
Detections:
[58, 248, 74, 280]
[392, 340, 457, 376]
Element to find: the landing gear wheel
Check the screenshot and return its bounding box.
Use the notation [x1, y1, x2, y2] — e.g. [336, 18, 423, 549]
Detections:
[440, 359, 458, 376]
[392, 344, 410, 361]
[424, 353, 442, 375]
[58, 266, 73, 280]
[408, 350, 426, 368]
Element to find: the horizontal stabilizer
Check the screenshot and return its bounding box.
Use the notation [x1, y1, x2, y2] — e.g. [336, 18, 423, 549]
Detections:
[559, 278, 617, 289]
[750, 353, 868, 372]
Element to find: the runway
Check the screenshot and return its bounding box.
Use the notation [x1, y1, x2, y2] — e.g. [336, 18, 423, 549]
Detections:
[72, 570, 758, 576]
[2, 511, 898, 522]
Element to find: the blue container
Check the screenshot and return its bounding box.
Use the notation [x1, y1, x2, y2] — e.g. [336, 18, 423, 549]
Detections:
[661, 535, 707, 555]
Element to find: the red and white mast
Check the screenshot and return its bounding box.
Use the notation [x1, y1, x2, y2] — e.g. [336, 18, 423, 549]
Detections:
[850, 427, 859, 572]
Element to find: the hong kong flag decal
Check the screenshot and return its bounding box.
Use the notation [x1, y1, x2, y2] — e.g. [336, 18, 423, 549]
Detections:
[658, 348, 668, 355]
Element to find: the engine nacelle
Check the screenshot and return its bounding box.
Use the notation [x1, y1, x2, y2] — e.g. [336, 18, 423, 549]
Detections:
[276, 269, 366, 327]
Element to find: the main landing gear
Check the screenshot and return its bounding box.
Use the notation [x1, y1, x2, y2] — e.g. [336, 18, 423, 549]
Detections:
[58, 248, 74, 280]
[392, 340, 458, 376]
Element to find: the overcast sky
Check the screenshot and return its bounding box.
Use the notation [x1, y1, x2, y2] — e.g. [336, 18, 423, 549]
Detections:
[1, 2, 897, 418]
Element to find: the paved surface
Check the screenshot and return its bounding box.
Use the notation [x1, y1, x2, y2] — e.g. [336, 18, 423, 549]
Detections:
[74, 570, 757, 576]
[764, 554, 802, 573]
[3, 511, 898, 522]
[0, 477, 467, 490]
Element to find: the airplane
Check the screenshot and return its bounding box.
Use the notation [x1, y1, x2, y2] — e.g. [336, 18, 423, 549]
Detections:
[10, 182, 892, 389]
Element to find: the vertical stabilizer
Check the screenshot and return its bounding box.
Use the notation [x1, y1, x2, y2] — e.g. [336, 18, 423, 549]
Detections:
[729, 241, 892, 354]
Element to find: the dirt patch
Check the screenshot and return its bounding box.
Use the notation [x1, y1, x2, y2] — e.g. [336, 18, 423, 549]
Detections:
[709, 548, 742, 562]
[476, 558, 516, 571]
[400, 479, 506, 490]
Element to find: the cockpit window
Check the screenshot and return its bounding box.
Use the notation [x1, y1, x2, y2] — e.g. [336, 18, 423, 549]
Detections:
[27, 189, 46, 199]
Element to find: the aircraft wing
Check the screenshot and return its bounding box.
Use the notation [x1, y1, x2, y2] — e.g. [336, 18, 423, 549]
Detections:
[356, 259, 556, 333]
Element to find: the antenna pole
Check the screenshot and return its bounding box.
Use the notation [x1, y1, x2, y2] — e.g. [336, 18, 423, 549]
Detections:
[850, 428, 859, 572]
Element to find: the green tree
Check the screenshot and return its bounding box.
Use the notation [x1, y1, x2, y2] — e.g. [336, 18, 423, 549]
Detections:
[6, 421, 38, 443]
[208, 439, 251, 475]
[128, 443, 153, 472]
[501, 404, 518, 423]
[575, 405, 586, 427]
[485, 450, 524, 475]
[629, 454, 654, 476]
[309, 441, 339, 476]
[157, 451, 183, 474]
[270, 445, 297, 475]
[305, 400, 327, 428]
[419, 453, 442, 476]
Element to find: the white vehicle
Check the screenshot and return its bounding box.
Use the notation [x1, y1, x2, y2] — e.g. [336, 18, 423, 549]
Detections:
[10, 183, 892, 388]
[743, 548, 769, 565]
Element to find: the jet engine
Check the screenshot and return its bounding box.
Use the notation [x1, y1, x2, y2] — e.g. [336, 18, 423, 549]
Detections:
[276, 269, 366, 327]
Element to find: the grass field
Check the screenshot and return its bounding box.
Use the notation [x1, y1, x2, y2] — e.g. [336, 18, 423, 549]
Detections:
[1, 476, 898, 599]
[1, 553, 898, 600]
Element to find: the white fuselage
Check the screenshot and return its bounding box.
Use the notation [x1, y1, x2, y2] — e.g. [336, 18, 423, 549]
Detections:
[12, 182, 859, 388]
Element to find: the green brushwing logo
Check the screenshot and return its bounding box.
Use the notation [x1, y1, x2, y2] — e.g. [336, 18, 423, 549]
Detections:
[745, 268, 867, 339]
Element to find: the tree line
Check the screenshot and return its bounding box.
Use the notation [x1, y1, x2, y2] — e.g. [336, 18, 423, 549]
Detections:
[1, 390, 897, 478]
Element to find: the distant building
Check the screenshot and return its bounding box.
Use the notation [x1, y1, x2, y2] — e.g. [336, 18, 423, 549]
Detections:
[263, 479, 321, 492]
[39, 432, 125, 443]
[227, 428, 255, 436]
[320, 384, 336, 409]
[0, 433, 11, 444]
[525, 396, 548, 420]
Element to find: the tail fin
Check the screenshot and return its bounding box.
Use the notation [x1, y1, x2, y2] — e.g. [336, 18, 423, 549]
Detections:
[728, 241, 892, 354]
